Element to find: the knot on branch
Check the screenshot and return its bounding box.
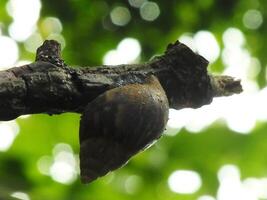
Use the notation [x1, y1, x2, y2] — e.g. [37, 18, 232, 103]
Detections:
[151, 41, 213, 109]
[35, 40, 66, 67]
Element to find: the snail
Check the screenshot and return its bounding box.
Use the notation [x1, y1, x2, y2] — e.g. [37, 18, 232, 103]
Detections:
[79, 75, 169, 183]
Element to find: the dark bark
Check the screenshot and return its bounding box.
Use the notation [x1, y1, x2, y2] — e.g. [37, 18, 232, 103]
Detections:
[0, 40, 242, 121]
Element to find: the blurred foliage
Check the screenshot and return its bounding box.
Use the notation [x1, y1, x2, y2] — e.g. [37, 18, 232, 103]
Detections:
[0, 0, 267, 200]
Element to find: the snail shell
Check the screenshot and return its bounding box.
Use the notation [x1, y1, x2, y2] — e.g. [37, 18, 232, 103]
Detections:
[79, 75, 169, 183]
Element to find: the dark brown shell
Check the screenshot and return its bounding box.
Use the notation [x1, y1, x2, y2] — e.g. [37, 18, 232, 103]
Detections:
[79, 75, 169, 183]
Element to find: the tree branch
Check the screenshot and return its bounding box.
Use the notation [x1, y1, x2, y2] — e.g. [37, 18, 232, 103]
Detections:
[0, 40, 242, 121]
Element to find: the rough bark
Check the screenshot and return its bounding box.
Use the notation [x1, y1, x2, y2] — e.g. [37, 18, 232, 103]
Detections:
[0, 40, 242, 121]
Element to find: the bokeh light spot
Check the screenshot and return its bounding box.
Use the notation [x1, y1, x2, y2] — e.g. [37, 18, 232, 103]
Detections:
[168, 86, 264, 135]
[0, 36, 19, 69]
[168, 170, 202, 194]
[223, 28, 245, 47]
[243, 177, 267, 199]
[103, 38, 141, 65]
[117, 38, 141, 62]
[222, 47, 250, 79]
[8, 22, 36, 42]
[49, 143, 78, 184]
[6, 0, 41, 41]
[124, 175, 142, 194]
[223, 95, 256, 134]
[37, 155, 53, 175]
[218, 165, 240, 183]
[217, 164, 259, 200]
[243, 9, 263, 30]
[198, 195, 216, 200]
[140, 1, 160, 21]
[41, 17, 63, 35]
[248, 57, 261, 79]
[11, 192, 30, 200]
[24, 33, 43, 53]
[194, 30, 220, 63]
[110, 6, 131, 26]
[0, 121, 20, 151]
[50, 160, 77, 184]
[128, 0, 147, 8]
[103, 50, 121, 65]
[52, 143, 73, 155]
[179, 33, 196, 51]
[6, 0, 41, 23]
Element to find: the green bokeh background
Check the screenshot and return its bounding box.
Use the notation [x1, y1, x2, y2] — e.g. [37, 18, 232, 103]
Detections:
[0, 0, 267, 199]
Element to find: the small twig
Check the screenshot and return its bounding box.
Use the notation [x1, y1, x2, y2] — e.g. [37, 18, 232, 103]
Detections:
[210, 75, 242, 97]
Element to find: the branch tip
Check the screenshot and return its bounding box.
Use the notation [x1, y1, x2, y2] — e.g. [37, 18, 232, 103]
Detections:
[210, 75, 243, 97]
